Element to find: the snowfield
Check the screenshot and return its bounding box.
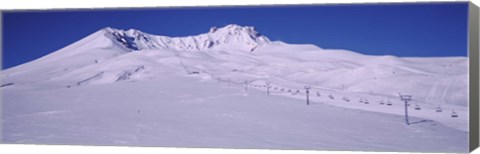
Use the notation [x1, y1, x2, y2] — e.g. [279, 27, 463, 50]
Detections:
[1, 24, 469, 152]
[2, 76, 468, 152]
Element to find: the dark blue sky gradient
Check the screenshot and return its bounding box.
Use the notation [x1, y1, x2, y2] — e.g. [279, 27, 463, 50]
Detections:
[2, 2, 468, 69]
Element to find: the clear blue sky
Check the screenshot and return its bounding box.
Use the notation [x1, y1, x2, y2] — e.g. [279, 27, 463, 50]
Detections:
[2, 2, 468, 69]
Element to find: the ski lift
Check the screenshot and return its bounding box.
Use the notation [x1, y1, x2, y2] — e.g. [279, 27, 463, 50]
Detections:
[343, 97, 350, 102]
[435, 105, 443, 112]
[386, 100, 392, 106]
[414, 104, 421, 110]
[328, 94, 334, 100]
[291, 89, 299, 95]
[359, 98, 364, 103]
[364, 99, 369, 104]
[451, 110, 458, 118]
[379, 100, 385, 105]
[188, 71, 200, 75]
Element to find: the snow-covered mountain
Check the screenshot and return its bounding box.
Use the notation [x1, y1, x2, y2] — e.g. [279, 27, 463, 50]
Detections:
[1, 24, 469, 152]
[105, 24, 270, 52]
[1, 24, 468, 107]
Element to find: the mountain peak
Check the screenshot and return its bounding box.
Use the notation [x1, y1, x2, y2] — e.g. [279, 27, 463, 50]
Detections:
[212, 24, 263, 38]
[209, 26, 218, 33]
[101, 24, 270, 52]
[221, 24, 252, 31]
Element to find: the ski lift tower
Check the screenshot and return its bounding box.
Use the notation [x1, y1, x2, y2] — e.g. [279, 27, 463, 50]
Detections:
[266, 82, 271, 95]
[399, 94, 412, 125]
[244, 80, 249, 93]
[304, 86, 311, 105]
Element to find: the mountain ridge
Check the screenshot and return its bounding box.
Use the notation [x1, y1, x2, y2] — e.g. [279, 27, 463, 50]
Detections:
[102, 24, 272, 52]
[0, 24, 468, 110]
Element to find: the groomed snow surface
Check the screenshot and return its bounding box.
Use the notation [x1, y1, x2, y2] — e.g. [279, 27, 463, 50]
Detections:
[1, 25, 469, 152]
[2, 76, 468, 152]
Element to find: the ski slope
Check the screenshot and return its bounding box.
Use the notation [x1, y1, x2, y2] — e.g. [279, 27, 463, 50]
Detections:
[2, 76, 468, 152]
[1, 24, 469, 152]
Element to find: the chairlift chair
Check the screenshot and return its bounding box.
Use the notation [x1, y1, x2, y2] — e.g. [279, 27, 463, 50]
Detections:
[386, 100, 392, 106]
[379, 100, 385, 105]
[328, 94, 334, 100]
[435, 106, 443, 112]
[291, 89, 299, 95]
[451, 110, 458, 118]
[414, 104, 421, 110]
[364, 99, 369, 104]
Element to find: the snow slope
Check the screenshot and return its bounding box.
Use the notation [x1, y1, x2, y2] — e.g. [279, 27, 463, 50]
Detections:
[1, 24, 469, 152]
[2, 76, 468, 152]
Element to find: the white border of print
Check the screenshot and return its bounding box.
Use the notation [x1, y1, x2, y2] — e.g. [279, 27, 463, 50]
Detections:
[0, 1, 478, 154]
